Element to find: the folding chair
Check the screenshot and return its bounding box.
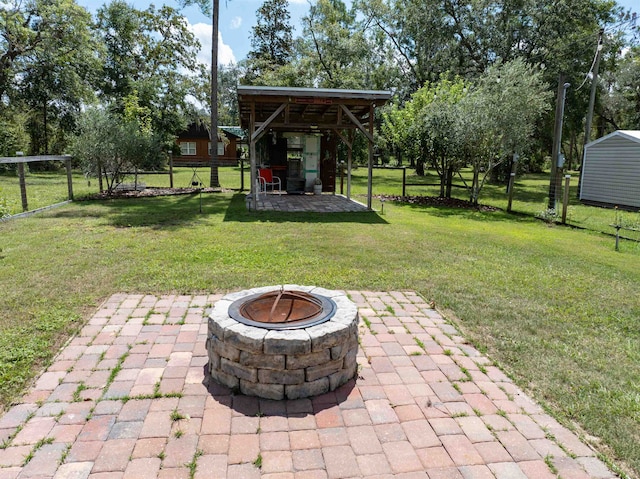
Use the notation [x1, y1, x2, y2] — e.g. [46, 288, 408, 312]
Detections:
[258, 168, 282, 196]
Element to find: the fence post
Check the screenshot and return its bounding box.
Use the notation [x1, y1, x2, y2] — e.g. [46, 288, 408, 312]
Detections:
[507, 173, 516, 212]
[402, 167, 406, 197]
[240, 158, 245, 191]
[65, 157, 74, 200]
[561, 175, 571, 224]
[16, 152, 28, 212]
[169, 154, 174, 188]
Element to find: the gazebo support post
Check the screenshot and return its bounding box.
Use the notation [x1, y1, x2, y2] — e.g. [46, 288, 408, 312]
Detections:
[347, 131, 353, 200]
[340, 104, 375, 210]
[250, 104, 257, 211]
[332, 128, 354, 200]
[367, 105, 374, 210]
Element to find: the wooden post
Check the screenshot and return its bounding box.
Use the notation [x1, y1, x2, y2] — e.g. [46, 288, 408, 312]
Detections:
[65, 157, 74, 200]
[18, 163, 28, 212]
[347, 131, 353, 200]
[561, 174, 571, 224]
[240, 158, 245, 191]
[507, 153, 518, 213]
[169, 154, 174, 188]
[367, 105, 374, 210]
[16, 153, 28, 212]
[507, 173, 516, 212]
[402, 167, 406, 197]
[250, 102, 257, 211]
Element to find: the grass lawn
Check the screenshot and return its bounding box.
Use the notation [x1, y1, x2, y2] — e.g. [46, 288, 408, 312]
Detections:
[0, 167, 639, 477]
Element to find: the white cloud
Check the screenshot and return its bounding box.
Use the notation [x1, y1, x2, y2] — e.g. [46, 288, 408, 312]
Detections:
[188, 22, 237, 66]
[288, 0, 307, 4]
[230, 16, 242, 29]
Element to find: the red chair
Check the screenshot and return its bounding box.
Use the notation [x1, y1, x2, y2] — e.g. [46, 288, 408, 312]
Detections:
[258, 168, 282, 195]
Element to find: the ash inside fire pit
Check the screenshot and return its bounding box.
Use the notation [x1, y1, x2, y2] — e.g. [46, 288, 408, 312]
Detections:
[206, 286, 359, 400]
[228, 288, 336, 329]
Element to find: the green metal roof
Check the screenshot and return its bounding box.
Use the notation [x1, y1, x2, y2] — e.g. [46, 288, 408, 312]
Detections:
[220, 126, 246, 140]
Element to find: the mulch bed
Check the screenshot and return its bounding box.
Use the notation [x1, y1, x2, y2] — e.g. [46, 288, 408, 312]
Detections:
[82, 188, 499, 212]
[82, 186, 222, 200]
[377, 194, 500, 211]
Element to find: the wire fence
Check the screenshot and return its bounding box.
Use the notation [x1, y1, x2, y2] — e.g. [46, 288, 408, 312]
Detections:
[2, 164, 638, 252]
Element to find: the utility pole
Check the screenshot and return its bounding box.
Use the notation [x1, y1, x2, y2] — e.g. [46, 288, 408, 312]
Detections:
[584, 29, 604, 147]
[548, 76, 570, 210]
[578, 28, 604, 197]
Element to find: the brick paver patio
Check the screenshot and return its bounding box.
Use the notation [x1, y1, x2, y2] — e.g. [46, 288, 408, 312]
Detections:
[0, 291, 617, 478]
[248, 193, 370, 212]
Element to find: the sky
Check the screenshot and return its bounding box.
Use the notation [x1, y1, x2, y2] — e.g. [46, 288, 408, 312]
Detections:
[79, 0, 639, 70]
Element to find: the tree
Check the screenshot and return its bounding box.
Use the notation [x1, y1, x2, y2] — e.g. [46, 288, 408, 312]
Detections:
[601, 46, 640, 131]
[383, 76, 468, 195]
[458, 60, 551, 204]
[71, 99, 164, 194]
[95, 1, 201, 148]
[356, 0, 456, 95]
[242, 0, 293, 85]
[298, 0, 373, 89]
[178, 0, 221, 187]
[1, 0, 99, 155]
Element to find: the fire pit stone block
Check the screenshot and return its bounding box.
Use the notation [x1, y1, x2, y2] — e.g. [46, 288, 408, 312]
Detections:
[207, 285, 359, 400]
[264, 330, 312, 355]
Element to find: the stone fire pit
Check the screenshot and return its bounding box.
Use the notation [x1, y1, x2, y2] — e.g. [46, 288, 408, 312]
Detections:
[206, 285, 359, 400]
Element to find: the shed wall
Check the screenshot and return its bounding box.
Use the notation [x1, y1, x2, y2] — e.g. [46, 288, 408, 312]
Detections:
[581, 136, 640, 208]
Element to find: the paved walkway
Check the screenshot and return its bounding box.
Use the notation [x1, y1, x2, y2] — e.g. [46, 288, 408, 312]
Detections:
[0, 291, 616, 479]
[247, 193, 370, 212]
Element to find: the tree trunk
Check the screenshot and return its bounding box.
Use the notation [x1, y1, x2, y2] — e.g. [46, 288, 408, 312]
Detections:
[43, 101, 49, 155]
[209, 0, 220, 188]
[471, 168, 480, 205]
[98, 160, 104, 193]
[445, 165, 453, 198]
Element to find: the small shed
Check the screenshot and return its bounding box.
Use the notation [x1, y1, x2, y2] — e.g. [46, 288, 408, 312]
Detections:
[580, 130, 640, 210]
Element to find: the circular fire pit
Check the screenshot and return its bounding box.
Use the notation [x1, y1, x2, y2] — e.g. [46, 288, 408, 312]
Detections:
[206, 285, 359, 400]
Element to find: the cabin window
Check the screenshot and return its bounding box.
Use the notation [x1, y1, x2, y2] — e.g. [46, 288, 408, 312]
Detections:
[208, 142, 225, 155]
[179, 142, 196, 155]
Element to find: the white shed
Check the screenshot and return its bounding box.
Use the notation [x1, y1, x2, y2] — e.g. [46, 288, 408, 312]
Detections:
[580, 130, 640, 209]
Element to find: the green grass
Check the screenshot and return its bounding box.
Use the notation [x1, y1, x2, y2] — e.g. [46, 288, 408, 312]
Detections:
[2, 164, 638, 240]
[0, 165, 251, 215]
[0, 169, 639, 477]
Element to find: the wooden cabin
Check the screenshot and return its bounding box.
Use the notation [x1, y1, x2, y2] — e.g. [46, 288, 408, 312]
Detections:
[175, 123, 244, 166]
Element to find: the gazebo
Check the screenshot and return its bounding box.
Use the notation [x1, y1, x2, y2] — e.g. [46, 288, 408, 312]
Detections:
[237, 86, 392, 211]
